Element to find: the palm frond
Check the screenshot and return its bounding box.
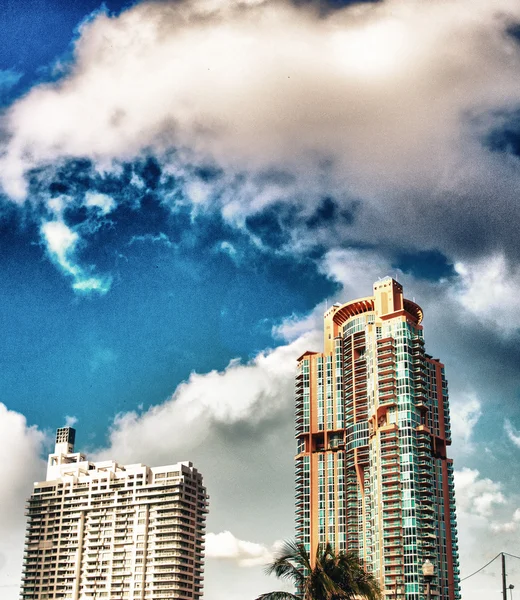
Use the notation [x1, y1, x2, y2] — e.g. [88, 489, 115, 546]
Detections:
[255, 592, 300, 600]
[333, 551, 381, 600]
[261, 540, 381, 600]
[265, 559, 304, 584]
[264, 540, 306, 586]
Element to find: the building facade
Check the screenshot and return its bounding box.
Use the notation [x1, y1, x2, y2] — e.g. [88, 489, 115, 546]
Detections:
[21, 427, 208, 600]
[295, 278, 460, 600]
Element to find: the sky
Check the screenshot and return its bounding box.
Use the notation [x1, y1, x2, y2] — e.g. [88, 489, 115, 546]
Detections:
[1, 0, 520, 598]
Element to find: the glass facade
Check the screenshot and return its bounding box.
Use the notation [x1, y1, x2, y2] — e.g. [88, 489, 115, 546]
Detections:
[295, 278, 460, 600]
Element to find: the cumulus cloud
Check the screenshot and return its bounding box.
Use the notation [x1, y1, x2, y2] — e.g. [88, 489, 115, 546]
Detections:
[273, 308, 322, 343]
[490, 508, 520, 533]
[0, 0, 519, 297]
[206, 531, 279, 567]
[99, 330, 319, 462]
[454, 468, 520, 597]
[453, 254, 520, 332]
[2, 1, 520, 598]
[3, 0, 519, 178]
[40, 219, 111, 294]
[320, 248, 397, 295]
[455, 467, 505, 519]
[450, 392, 482, 450]
[0, 0, 520, 269]
[0, 405, 46, 599]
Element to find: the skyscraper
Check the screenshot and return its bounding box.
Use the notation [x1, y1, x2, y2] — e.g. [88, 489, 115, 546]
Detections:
[295, 278, 460, 600]
[21, 427, 208, 600]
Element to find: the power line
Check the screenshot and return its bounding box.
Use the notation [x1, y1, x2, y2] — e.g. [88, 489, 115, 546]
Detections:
[452, 551, 520, 588]
[458, 552, 502, 583]
[504, 552, 520, 562]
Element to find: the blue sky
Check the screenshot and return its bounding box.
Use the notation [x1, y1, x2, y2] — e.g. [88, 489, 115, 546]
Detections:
[1, 174, 335, 444]
[2, 0, 520, 598]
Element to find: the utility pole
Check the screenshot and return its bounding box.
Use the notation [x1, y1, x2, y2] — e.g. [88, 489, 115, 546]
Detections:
[503, 552, 508, 600]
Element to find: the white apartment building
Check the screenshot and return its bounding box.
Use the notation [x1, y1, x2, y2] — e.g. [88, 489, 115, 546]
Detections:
[21, 427, 208, 600]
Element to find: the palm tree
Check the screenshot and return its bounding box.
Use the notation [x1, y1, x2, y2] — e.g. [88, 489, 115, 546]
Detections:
[255, 540, 381, 600]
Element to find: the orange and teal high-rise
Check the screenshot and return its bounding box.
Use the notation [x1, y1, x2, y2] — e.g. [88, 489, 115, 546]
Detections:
[295, 277, 460, 600]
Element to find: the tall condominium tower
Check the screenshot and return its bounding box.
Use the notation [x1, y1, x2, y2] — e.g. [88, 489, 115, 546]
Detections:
[295, 278, 460, 600]
[21, 427, 208, 600]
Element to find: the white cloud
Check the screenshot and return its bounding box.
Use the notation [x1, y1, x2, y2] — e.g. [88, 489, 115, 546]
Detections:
[490, 508, 520, 533]
[1, 3, 520, 597]
[84, 191, 115, 215]
[0, 405, 46, 599]
[47, 195, 72, 216]
[42, 219, 78, 264]
[272, 308, 322, 343]
[212, 240, 247, 267]
[64, 415, 78, 428]
[40, 220, 111, 294]
[505, 419, 520, 448]
[0, 0, 519, 295]
[320, 248, 397, 297]
[72, 277, 111, 293]
[99, 330, 320, 462]
[454, 468, 520, 598]
[128, 232, 175, 248]
[455, 467, 505, 519]
[206, 531, 278, 567]
[450, 392, 482, 450]
[0, 0, 519, 258]
[217, 241, 237, 259]
[453, 254, 520, 332]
